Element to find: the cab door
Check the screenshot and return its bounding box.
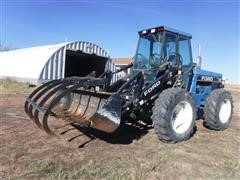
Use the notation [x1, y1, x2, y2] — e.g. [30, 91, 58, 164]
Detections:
[177, 36, 193, 89]
[148, 32, 177, 82]
[161, 32, 177, 62]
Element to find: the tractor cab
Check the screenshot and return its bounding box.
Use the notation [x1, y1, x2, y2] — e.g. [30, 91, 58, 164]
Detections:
[133, 26, 193, 85]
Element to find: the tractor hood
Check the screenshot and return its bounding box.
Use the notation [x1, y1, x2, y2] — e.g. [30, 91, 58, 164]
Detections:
[194, 67, 222, 81]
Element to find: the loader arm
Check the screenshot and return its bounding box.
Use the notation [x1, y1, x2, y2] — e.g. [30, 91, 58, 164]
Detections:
[140, 66, 179, 101]
[102, 63, 180, 117]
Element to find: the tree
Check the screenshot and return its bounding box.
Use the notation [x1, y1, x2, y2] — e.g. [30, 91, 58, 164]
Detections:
[0, 42, 16, 52]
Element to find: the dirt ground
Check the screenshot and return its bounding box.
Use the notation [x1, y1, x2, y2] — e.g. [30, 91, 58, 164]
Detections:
[0, 81, 239, 179]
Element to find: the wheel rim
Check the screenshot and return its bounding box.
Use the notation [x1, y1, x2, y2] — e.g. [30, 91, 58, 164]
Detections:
[219, 99, 232, 123]
[171, 101, 193, 134]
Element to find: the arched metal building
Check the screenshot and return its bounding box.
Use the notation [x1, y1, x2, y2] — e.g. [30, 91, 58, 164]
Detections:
[0, 41, 116, 84]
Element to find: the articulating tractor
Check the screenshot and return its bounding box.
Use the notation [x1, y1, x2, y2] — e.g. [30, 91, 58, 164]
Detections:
[25, 26, 233, 143]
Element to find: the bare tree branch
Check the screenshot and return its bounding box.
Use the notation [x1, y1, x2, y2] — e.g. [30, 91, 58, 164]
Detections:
[0, 42, 16, 52]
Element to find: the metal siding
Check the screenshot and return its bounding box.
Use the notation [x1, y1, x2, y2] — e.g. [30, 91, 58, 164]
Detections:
[85, 42, 89, 53]
[39, 66, 44, 80]
[55, 53, 58, 79]
[86, 43, 89, 53]
[93, 45, 97, 54]
[45, 59, 49, 79]
[44, 61, 48, 80]
[43, 67, 46, 79]
[80, 42, 83, 52]
[61, 46, 66, 79]
[83, 42, 86, 52]
[89, 43, 91, 53]
[58, 49, 63, 79]
[54, 51, 59, 79]
[50, 55, 54, 80]
[52, 54, 56, 79]
[48, 57, 52, 79]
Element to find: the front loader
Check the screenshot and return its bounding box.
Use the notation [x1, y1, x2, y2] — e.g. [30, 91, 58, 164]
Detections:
[25, 26, 233, 143]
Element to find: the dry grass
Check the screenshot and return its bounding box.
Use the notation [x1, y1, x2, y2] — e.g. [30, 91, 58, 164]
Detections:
[224, 84, 240, 92]
[0, 79, 35, 95]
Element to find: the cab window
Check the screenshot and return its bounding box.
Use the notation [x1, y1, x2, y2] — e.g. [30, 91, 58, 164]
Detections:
[162, 33, 177, 59]
[178, 37, 192, 66]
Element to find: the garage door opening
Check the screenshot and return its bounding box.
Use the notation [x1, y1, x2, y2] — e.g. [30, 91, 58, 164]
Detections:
[64, 50, 108, 78]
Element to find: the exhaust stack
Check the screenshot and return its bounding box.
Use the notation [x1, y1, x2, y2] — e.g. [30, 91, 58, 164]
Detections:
[196, 43, 202, 68]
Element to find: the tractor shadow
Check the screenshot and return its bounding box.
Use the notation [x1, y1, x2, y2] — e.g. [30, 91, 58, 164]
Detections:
[57, 110, 204, 148]
[60, 118, 153, 148]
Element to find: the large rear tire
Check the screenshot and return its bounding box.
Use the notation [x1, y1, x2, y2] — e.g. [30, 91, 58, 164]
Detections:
[203, 89, 233, 130]
[151, 88, 196, 143]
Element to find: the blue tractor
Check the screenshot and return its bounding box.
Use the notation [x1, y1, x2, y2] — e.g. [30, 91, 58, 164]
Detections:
[25, 26, 233, 143]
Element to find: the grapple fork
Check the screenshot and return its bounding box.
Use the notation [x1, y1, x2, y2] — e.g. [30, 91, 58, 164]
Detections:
[25, 77, 122, 136]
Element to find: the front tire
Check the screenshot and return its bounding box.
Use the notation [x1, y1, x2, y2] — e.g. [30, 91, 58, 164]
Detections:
[203, 89, 233, 130]
[151, 88, 196, 143]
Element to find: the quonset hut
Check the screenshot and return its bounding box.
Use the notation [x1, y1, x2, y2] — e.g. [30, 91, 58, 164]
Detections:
[0, 41, 117, 84]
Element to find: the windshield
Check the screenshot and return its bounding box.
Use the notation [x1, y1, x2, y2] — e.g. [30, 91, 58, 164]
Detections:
[133, 33, 163, 69]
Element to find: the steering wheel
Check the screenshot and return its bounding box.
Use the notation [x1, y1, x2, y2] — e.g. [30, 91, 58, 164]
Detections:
[135, 53, 148, 68]
[150, 53, 161, 68]
[152, 53, 161, 61]
[163, 52, 183, 65]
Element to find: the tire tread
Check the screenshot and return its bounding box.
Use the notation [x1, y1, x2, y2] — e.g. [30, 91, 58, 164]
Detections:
[151, 88, 196, 143]
[203, 89, 233, 130]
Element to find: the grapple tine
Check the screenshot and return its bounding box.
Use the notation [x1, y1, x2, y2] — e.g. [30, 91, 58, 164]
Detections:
[42, 84, 83, 135]
[32, 81, 74, 129]
[27, 80, 64, 119]
[24, 80, 58, 115]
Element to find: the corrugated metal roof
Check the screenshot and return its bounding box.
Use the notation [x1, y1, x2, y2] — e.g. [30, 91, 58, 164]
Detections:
[0, 41, 117, 84]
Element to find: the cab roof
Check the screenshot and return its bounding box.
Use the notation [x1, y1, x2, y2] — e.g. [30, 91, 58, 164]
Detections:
[139, 26, 192, 39]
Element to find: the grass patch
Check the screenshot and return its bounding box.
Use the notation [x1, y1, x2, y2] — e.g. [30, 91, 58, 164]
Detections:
[0, 78, 35, 95]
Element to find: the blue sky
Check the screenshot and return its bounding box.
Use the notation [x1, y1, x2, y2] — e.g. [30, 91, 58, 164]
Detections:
[1, 0, 239, 83]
